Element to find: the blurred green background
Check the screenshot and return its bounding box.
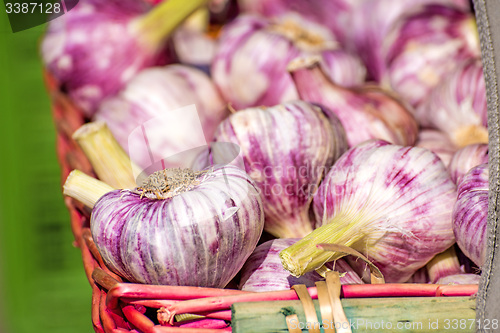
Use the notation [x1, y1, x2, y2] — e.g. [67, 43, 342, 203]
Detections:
[0, 9, 93, 333]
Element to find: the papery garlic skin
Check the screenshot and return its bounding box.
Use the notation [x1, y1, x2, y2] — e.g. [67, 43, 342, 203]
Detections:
[290, 58, 418, 148]
[448, 144, 489, 185]
[416, 59, 487, 147]
[281, 140, 457, 283]
[214, 100, 346, 238]
[91, 165, 264, 287]
[239, 238, 362, 292]
[95, 65, 228, 171]
[382, 5, 481, 109]
[452, 163, 488, 267]
[436, 273, 481, 285]
[41, 0, 167, 116]
[211, 14, 366, 110]
[415, 129, 458, 167]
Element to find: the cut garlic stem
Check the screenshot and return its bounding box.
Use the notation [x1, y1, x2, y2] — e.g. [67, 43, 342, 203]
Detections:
[63, 170, 114, 209]
[73, 121, 138, 189]
[134, 0, 208, 51]
[280, 213, 367, 277]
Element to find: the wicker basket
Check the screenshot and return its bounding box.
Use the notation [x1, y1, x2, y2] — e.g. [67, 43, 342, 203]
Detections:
[45, 70, 480, 333]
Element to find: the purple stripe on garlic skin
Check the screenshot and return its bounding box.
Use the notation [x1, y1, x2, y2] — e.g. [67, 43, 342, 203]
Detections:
[296, 140, 457, 283]
[211, 14, 366, 110]
[416, 58, 488, 148]
[352, 0, 471, 81]
[452, 163, 488, 267]
[40, 0, 168, 116]
[448, 144, 488, 185]
[214, 100, 346, 239]
[95, 65, 228, 171]
[91, 165, 264, 287]
[415, 129, 458, 167]
[289, 57, 418, 148]
[239, 238, 362, 292]
[381, 4, 481, 109]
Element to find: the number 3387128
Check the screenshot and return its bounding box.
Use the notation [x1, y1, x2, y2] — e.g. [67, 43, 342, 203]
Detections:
[5, 2, 61, 14]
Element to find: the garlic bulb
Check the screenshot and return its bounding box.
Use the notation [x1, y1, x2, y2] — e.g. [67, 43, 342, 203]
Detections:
[448, 144, 489, 185]
[453, 163, 488, 267]
[211, 14, 366, 110]
[280, 140, 457, 283]
[382, 4, 481, 109]
[41, 0, 205, 116]
[289, 57, 418, 148]
[354, 0, 471, 81]
[87, 165, 264, 287]
[415, 129, 458, 167]
[239, 238, 362, 292]
[214, 100, 347, 238]
[416, 58, 488, 147]
[95, 65, 228, 172]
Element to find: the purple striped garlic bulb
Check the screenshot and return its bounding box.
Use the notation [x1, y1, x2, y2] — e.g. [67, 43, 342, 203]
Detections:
[91, 165, 264, 287]
[453, 163, 488, 267]
[416, 59, 488, 147]
[415, 129, 458, 167]
[448, 144, 489, 185]
[382, 4, 481, 109]
[239, 238, 362, 292]
[280, 140, 457, 283]
[353, 0, 471, 81]
[41, 0, 204, 116]
[211, 14, 366, 110]
[289, 57, 418, 148]
[95, 65, 228, 172]
[213, 100, 347, 238]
